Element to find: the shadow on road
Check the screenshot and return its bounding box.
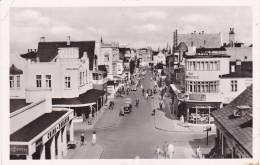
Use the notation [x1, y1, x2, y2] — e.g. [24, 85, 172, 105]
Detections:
[188, 134, 215, 157]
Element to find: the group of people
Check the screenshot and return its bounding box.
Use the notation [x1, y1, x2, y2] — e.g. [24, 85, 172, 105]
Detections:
[155, 141, 175, 159]
[80, 131, 97, 146]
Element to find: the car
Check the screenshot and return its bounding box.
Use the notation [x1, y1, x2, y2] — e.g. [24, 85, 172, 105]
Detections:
[131, 85, 137, 91]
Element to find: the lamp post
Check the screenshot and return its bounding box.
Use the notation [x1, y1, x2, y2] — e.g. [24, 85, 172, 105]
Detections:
[204, 126, 212, 146]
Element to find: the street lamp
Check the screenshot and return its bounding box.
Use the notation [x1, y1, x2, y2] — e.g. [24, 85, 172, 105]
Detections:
[203, 126, 212, 146]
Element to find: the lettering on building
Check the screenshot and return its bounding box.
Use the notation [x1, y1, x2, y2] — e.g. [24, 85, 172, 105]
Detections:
[10, 145, 29, 155]
[47, 116, 70, 140]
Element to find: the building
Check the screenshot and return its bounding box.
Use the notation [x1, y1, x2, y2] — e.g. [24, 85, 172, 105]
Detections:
[182, 53, 230, 124]
[137, 47, 153, 67]
[219, 60, 252, 104]
[16, 36, 106, 123]
[10, 93, 74, 159]
[211, 85, 252, 158]
[153, 51, 166, 66]
[98, 40, 120, 80]
[10, 64, 24, 98]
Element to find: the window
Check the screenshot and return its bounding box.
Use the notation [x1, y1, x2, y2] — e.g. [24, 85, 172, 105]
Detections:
[231, 80, 238, 92]
[46, 75, 51, 88]
[16, 75, 20, 88]
[201, 62, 205, 71]
[104, 53, 110, 62]
[10, 76, 14, 88]
[191, 41, 194, 47]
[36, 75, 42, 88]
[65, 77, 71, 89]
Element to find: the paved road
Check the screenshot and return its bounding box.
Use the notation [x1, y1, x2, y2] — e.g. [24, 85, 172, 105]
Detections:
[74, 69, 213, 159]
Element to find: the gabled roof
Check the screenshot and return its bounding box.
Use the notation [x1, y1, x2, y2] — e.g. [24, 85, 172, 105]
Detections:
[20, 51, 37, 59]
[211, 85, 253, 157]
[10, 64, 23, 75]
[178, 33, 222, 48]
[37, 41, 95, 70]
[177, 42, 188, 52]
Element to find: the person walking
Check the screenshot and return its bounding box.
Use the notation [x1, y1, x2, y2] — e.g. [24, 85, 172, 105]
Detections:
[136, 98, 139, 107]
[162, 141, 168, 158]
[92, 131, 97, 145]
[196, 145, 202, 158]
[167, 143, 175, 159]
[155, 145, 162, 159]
[80, 133, 85, 146]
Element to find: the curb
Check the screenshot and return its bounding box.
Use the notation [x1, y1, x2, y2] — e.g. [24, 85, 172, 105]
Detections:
[153, 112, 215, 135]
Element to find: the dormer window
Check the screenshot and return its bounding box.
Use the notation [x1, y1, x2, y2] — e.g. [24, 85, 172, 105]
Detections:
[234, 105, 251, 118]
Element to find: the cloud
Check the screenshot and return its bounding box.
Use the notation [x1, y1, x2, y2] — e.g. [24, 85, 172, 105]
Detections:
[129, 24, 162, 33]
[128, 10, 167, 20]
[14, 9, 50, 26]
[178, 14, 214, 23]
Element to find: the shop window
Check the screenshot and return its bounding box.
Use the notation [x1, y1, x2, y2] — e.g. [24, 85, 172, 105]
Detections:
[10, 76, 14, 88]
[36, 75, 42, 88]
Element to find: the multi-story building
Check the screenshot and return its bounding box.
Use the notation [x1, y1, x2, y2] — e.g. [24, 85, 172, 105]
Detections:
[183, 53, 230, 124]
[211, 85, 252, 158]
[98, 41, 121, 80]
[13, 36, 106, 123]
[219, 60, 252, 104]
[137, 47, 153, 67]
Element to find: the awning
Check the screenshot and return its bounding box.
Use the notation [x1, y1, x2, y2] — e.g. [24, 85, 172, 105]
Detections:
[170, 84, 181, 94]
[10, 111, 68, 142]
[52, 89, 105, 107]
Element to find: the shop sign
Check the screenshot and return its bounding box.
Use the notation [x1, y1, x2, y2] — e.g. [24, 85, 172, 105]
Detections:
[10, 145, 28, 155]
[47, 116, 70, 140]
[186, 72, 199, 79]
[189, 93, 206, 101]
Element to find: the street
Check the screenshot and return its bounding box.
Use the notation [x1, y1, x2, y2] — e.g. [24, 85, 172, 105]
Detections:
[73, 69, 215, 159]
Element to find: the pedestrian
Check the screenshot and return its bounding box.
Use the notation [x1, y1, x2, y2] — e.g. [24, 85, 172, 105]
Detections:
[180, 115, 185, 125]
[80, 133, 85, 146]
[155, 145, 162, 159]
[92, 131, 97, 145]
[142, 89, 145, 96]
[167, 143, 175, 159]
[136, 98, 139, 107]
[162, 141, 168, 158]
[196, 145, 202, 158]
[145, 92, 149, 100]
[159, 102, 163, 109]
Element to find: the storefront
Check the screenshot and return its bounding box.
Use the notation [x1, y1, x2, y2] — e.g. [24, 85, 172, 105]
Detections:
[10, 109, 74, 159]
[52, 89, 106, 123]
[184, 102, 220, 124]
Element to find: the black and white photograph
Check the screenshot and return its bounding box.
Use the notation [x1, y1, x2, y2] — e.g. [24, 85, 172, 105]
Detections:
[1, 0, 260, 164]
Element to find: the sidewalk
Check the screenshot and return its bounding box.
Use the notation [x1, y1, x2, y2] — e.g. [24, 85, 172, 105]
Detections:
[65, 142, 103, 159]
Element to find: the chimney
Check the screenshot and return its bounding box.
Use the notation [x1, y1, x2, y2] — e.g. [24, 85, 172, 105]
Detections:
[202, 31, 204, 34]
[28, 49, 30, 52]
[67, 36, 71, 46]
[40, 36, 45, 42]
[194, 30, 196, 34]
[34, 49, 37, 52]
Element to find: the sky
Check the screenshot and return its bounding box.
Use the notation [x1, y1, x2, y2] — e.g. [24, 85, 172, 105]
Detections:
[10, 6, 252, 68]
